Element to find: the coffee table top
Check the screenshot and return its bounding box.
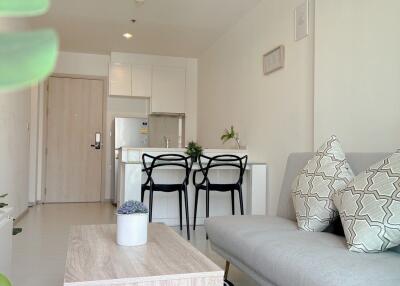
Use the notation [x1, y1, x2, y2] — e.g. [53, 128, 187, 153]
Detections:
[64, 223, 223, 285]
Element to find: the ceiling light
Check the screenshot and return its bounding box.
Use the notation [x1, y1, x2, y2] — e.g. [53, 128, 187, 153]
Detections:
[123, 33, 133, 39]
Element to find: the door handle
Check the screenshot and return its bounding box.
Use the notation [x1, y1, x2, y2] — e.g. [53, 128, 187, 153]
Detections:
[91, 132, 101, 150]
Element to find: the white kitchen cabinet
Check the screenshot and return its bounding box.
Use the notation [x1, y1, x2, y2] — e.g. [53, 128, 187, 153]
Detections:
[151, 66, 186, 114]
[109, 63, 132, 97]
[132, 64, 152, 98]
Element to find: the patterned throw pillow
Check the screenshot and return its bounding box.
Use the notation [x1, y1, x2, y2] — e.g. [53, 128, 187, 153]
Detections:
[292, 136, 354, 231]
[334, 152, 400, 253]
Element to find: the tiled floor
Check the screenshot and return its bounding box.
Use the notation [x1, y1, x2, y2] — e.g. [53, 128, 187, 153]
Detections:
[11, 203, 258, 286]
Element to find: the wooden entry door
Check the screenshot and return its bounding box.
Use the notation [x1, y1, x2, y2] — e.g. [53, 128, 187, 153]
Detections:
[45, 76, 103, 202]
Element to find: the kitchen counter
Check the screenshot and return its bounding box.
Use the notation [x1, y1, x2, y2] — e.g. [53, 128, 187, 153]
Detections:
[118, 147, 248, 163]
[116, 147, 268, 226]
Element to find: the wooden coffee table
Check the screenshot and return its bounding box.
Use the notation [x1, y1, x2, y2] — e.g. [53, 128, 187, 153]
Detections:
[64, 223, 223, 286]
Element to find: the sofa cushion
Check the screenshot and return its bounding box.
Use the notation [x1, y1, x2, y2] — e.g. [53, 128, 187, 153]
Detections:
[334, 151, 400, 253]
[292, 136, 354, 231]
[205, 215, 400, 286]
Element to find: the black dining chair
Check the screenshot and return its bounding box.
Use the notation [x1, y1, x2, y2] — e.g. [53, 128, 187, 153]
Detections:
[141, 153, 193, 240]
[192, 154, 248, 231]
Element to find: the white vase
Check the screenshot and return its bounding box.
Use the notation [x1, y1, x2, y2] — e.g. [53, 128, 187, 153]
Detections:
[116, 213, 148, 246]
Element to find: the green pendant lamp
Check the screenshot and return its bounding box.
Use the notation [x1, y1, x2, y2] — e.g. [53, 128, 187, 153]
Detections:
[0, 0, 58, 91]
[0, 273, 12, 286]
[0, 0, 49, 17]
[0, 29, 59, 90]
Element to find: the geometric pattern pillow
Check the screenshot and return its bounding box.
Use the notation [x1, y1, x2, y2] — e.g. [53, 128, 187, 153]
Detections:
[333, 152, 400, 253]
[292, 136, 354, 231]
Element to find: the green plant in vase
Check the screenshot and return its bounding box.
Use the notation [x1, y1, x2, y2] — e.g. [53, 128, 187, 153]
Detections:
[221, 126, 240, 149]
[185, 141, 203, 162]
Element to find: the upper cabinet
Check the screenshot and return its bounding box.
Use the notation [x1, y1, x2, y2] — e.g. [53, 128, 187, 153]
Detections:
[151, 66, 186, 114]
[132, 64, 152, 98]
[109, 63, 132, 97]
[109, 60, 187, 114]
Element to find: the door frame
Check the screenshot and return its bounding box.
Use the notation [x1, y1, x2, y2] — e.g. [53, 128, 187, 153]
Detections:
[41, 73, 108, 203]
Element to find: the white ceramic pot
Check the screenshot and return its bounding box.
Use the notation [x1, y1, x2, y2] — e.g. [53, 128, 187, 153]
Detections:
[116, 213, 148, 246]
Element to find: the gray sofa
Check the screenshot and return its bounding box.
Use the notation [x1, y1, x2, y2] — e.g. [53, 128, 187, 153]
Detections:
[205, 153, 400, 286]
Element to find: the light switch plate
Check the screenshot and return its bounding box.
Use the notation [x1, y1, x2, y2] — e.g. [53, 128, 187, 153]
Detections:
[295, 0, 309, 41]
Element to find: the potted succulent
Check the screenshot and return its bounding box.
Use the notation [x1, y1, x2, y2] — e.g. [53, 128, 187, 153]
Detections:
[221, 126, 240, 149]
[185, 141, 203, 162]
[116, 201, 148, 247]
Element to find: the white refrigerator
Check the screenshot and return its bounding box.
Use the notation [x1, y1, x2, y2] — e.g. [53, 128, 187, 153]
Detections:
[113, 117, 149, 203]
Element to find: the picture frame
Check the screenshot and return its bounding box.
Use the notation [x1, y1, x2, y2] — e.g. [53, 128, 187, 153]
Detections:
[263, 45, 285, 75]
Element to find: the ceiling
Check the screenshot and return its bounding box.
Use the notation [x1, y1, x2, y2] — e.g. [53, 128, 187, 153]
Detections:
[29, 0, 260, 58]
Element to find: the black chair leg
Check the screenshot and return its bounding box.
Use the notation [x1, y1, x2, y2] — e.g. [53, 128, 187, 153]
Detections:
[206, 187, 210, 240]
[238, 187, 244, 215]
[193, 188, 199, 230]
[183, 187, 190, 240]
[231, 190, 235, 215]
[141, 188, 145, 203]
[149, 189, 154, 222]
[206, 188, 210, 219]
[178, 190, 183, 230]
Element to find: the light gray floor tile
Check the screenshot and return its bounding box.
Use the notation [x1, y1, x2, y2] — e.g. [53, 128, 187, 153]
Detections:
[11, 203, 258, 286]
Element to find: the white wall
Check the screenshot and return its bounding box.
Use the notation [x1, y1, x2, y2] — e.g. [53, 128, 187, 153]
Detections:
[0, 90, 31, 218]
[54, 52, 110, 77]
[0, 19, 31, 218]
[198, 0, 315, 214]
[314, 0, 400, 151]
[29, 85, 40, 204]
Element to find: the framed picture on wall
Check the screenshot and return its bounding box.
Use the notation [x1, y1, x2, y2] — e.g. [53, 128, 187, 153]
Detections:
[263, 45, 285, 75]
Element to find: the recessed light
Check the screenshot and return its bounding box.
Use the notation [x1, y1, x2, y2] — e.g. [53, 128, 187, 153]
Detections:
[123, 33, 133, 39]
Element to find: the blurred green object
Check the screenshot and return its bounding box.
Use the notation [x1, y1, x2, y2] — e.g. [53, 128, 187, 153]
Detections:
[0, 273, 11, 286]
[0, 29, 58, 91]
[0, 0, 49, 17]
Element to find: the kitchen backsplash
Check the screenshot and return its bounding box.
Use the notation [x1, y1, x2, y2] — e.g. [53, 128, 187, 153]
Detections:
[148, 114, 185, 148]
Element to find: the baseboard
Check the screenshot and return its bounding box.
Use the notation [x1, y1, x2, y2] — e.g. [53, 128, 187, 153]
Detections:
[151, 217, 206, 226]
[14, 208, 29, 224]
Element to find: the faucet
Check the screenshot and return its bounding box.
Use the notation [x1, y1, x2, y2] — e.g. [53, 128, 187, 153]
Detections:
[163, 136, 170, 148]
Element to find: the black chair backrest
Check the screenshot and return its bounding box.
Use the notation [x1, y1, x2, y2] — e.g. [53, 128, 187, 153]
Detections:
[197, 154, 248, 185]
[142, 153, 193, 186]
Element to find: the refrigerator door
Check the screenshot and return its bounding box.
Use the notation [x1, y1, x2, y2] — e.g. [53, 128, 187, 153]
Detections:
[115, 117, 149, 149]
[114, 117, 148, 203]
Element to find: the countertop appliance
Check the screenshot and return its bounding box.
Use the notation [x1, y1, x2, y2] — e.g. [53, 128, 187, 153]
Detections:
[113, 117, 149, 203]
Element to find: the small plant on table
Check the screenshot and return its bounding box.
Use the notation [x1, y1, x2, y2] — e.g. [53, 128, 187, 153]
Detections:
[185, 141, 203, 162]
[221, 126, 240, 149]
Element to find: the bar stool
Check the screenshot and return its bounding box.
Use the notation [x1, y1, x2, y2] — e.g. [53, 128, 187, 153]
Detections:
[192, 154, 248, 231]
[141, 153, 193, 240]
